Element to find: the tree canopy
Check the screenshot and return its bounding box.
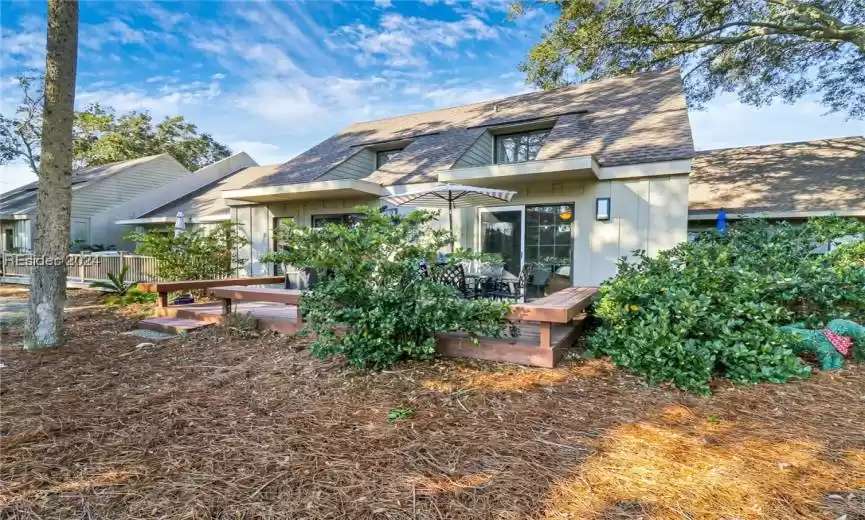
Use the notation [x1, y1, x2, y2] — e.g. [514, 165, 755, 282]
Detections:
[0, 73, 231, 175]
[519, 0, 865, 118]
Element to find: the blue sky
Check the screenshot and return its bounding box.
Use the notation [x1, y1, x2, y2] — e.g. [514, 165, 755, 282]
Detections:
[1, 0, 862, 192]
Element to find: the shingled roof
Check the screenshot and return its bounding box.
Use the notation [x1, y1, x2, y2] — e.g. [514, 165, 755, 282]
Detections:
[244, 68, 694, 189]
[0, 154, 168, 216]
[141, 164, 282, 219]
[689, 136, 865, 216]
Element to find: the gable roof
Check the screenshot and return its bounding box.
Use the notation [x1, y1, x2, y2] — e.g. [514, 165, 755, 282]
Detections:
[689, 136, 865, 216]
[244, 68, 694, 189]
[141, 164, 282, 220]
[0, 154, 170, 216]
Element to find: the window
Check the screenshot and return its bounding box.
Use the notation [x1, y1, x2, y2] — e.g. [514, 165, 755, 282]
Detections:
[311, 213, 363, 228]
[494, 130, 549, 164]
[376, 149, 403, 168]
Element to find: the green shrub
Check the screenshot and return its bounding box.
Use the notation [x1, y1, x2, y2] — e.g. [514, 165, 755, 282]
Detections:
[589, 217, 865, 394]
[105, 288, 157, 306]
[90, 266, 137, 295]
[262, 207, 513, 369]
[125, 221, 248, 281]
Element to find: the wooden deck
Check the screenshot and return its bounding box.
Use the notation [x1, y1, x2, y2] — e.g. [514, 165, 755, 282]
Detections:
[155, 301, 302, 334]
[157, 299, 590, 368]
[436, 318, 587, 368]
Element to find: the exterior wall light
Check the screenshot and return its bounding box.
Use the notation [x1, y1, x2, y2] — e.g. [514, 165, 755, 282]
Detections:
[596, 197, 611, 221]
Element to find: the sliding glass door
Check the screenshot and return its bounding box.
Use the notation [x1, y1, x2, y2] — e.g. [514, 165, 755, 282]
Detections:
[478, 207, 524, 278]
[479, 204, 575, 300]
[524, 204, 574, 298]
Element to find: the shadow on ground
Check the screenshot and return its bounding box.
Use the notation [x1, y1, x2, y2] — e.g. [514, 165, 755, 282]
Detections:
[1, 290, 863, 519]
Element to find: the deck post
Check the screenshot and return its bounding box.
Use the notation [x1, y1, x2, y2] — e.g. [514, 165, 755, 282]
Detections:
[539, 321, 552, 349]
[221, 298, 232, 316]
[157, 291, 169, 308]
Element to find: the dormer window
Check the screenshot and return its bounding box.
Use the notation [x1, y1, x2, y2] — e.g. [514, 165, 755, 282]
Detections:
[376, 148, 404, 168]
[494, 129, 549, 164]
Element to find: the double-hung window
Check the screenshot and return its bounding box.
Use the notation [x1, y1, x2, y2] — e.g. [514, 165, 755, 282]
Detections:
[494, 129, 549, 164]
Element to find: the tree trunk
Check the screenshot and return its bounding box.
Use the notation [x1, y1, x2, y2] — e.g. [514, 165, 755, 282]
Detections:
[25, 0, 78, 349]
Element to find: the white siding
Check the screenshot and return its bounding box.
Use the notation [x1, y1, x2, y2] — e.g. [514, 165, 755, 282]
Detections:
[463, 174, 690, 286]
[232, 204, 274, 276]
[101, 152, 257, 222]
[454, 131, 493, 168]
[230, 171, 690, 287]
[317, 150, 375, 181]
[0, 219, 31, 252]
[76, 155, 190, 248]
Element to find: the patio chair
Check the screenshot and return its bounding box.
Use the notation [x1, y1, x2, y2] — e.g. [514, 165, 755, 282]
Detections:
[430, 263, 473, 298]
[488, 263, 532, 302]
[528, 266, 551, 299]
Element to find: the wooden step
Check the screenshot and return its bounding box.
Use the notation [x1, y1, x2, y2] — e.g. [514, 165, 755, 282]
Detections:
[138, 317, 213, 335]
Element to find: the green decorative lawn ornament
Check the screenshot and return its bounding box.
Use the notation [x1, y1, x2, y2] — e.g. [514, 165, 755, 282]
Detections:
[781, 320, 865, 371]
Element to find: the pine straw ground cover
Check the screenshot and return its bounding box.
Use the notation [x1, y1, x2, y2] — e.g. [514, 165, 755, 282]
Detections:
[0, 288, 864, 519]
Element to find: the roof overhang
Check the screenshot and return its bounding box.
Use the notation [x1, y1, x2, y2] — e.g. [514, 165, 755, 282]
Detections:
[115, 214, 231, 225]
[689, 209, 865, 221]
[222, 179, 386, 203]
[437, 156, 599, 185]
[0, 213, 30, 220]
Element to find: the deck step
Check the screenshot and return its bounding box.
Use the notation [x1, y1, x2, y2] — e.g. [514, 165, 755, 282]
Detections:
[138, 317, 213, 335]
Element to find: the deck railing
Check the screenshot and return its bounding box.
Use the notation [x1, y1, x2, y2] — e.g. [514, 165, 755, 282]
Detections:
[1, 253, 161, 283]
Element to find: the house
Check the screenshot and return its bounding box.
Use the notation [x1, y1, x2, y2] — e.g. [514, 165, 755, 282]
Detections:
[113, 152, 261, 234]
[220, 68, 694, 285]
[688, 136, 865, 227]
[0, 152, 258, 253]
[0, 154, 191, 253]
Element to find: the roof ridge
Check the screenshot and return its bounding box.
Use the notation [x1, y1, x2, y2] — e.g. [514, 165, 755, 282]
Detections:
[342, 68, 679, 130]
[696, 135, 865, 155]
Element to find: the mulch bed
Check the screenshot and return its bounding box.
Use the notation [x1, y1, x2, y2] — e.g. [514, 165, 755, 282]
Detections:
[0, 290, 863, 519]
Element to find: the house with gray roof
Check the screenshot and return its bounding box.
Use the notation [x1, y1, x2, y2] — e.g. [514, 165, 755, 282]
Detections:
[221, 68, 695, 285]
[0, 154, 191, 253]
[0, 151, 258, 253]
[689, 136, 865, 224]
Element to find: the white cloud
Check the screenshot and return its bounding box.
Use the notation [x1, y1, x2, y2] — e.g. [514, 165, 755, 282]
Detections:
[422, 82, 532, 107]
[76, 81, 221, 118]
[1, 26, 45, 70]
[375, 0, 393, 7]
[336, 13, 499, 68]
[80, 18, 154, 51]
[140, 2, 189, 32]
[211, 73, 226, 80]
[145, 75, 173, 83]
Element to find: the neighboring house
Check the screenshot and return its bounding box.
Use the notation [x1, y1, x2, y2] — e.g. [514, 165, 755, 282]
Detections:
[0, 154, 191, 253]
[689, 136, 865, 228]
[113, 152, 260, 234]
[220, 68, 694, 285]
[0, 152, 259, 253]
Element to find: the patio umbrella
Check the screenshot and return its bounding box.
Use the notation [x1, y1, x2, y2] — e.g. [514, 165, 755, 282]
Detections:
[716, 208, 727, 235]
[382, 184, 517, 250]
[174, 211, 186, 238]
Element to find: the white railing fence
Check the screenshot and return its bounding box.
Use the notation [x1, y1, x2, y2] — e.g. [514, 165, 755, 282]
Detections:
[1, 253, 161, 283]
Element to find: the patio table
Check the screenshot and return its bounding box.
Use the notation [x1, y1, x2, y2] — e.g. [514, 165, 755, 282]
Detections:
[465, 271, 516, 298]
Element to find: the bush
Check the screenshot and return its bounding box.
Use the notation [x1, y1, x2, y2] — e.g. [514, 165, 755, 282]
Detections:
[90, 266, 137, 295]
[262, 207, 513, 369]
[125, 222, 248, 281]
[588, 217, 865, 394]
[105, 288, 157, 306]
